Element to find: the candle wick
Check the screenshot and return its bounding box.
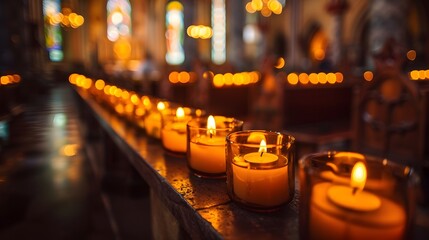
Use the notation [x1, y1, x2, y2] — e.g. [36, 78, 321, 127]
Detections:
[352, 187, 358, 195]
[260, 151, 264, 157]
[210, 132, 212, 138]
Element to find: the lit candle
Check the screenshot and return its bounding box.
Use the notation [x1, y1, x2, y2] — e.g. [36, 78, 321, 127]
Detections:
[231, 137, 289, 207]
[144, 101, 166, 139]
[309, 161, 406, 240]
[161, 107, 189, 153]
[188, 115, 227, 176]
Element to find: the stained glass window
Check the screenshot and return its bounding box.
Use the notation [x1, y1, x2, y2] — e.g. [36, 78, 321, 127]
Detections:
[43, 0, 63, 61]
[107, 0, 132, 42]
[211, 0, 226, 64]
[165, 1, 185, 65]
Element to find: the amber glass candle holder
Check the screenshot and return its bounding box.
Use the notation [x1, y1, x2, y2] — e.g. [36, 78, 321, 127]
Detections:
[187, 115, 243, 178]
[161, 107, 203, 154]
[226, 130, 295, 211]
[143, 100, 170, 139]
[298, 151, 418, 240]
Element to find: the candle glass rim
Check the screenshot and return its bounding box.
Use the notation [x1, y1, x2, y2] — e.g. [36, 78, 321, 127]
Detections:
[298, 151, 417, 181]
[161, 106, 205, 118]
[187, 115, 244, 131]
[226, 130, 295, 147]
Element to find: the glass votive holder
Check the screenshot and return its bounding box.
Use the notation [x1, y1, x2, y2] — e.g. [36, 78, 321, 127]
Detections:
[187, 115, 244, 178]
[133, 103, 146, 129]
[161, 107, 203, 154]
[144, 100, 170, 139]
[298, 151, 418, 240]
[226, 130, 295, 211]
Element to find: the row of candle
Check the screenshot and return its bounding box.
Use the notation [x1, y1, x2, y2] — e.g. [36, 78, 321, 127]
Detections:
[70, 73, 416, 239]
[69, 73, 294, 210]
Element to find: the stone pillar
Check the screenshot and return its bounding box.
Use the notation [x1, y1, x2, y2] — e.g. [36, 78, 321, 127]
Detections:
[325, 0, 349, 69]
[368, 0, 408, 68]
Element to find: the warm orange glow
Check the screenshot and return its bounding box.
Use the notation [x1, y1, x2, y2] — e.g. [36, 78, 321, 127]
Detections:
[327, 73, 336, 84]
[261, 6, 272, 17]
[178, 71, 190, 83]
[109, 86, 117, 96]
[299, 73, 309, 84]
[135, 107, 145, 117]
[251, 0, 263, 11]
[318, 72, 327, 84]
[269, 0, 283, 14]
[169, 71, 179, 83]
[363, 71, 373, 81]
[157, 102, 166, 111]
[1, 76, 9, 85]
[130, 94, 140, 105]
[286, 72, 343, 85]
[335, 72, 344, 83]
[203, 71, 214, 80]
[310, 31, 328, 61]
[224, 73, 233, 86]
[287, 73, 299, 85]
[69, 73, 78, 84]
[142, 96, 151, 107]
[12, 74, 21, 83]
[113, 39, 131, 60]
[274, 57, 285, 69]
[48, 8, 84, 28]
[245, 2, 256, 13]
[104, 85, 111, 95]
[115, 104, 124, 114]
[314, 49, 325, 61]
[114, 88, 122, 98]
[187, 25, 213, 39]
[309, 73, 318, 84]
[213, 74, 224, 88]
[167, 1, 184, 11]
[247, 0, 282, 16]
[407, 50, 416, 61]
[410, 70, 419, 80]
[419, 70, 426, 79]
[95, 79, 105, 90]
[351, 162, 367, 192]
[121, 90, 130, 100]
[62, 144, 78, 157]
[176, 107, 185, 119]
[82, 78, 92, 89]
[125, 103, 134, 114]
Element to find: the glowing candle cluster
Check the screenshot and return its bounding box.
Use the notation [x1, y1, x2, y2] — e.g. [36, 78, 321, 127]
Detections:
[410, 69, 429, 80]
[46, 7, 84, 28]
[286, 72, 344, 85]
[0, 74, 21, 86]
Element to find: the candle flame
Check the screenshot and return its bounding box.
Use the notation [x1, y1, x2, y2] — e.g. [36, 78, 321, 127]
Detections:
[157, 102, 165, 111]
[351, 162, 367, 193]
[176, 107, 185, 118]
[207, 115, 216, 136]
[258, 139, 267, 155]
